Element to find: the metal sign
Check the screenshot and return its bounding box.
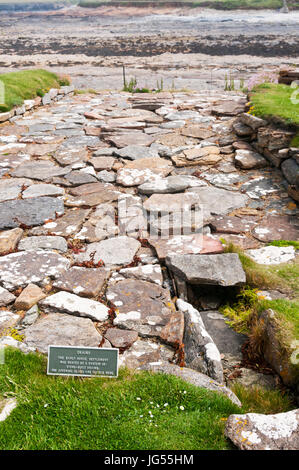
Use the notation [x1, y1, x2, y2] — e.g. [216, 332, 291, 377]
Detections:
[47, 345, 119, 378]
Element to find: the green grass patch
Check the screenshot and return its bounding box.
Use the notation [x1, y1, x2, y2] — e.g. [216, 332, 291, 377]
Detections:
[0, 69, 68, 113]
[249, 83, 299, 147]
[231, 383, 294, 414]
[223, 241, 299, 299]
[0, 348, 295, 450]
[0, 348, 240, 450]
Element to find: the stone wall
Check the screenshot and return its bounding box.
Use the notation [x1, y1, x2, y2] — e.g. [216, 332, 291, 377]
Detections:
[237, 112, 299, 202]
[0, 85, 74, 124]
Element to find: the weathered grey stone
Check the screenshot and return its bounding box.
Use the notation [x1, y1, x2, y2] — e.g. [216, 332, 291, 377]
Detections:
[104, 328, 138, 349]
[40, 291, 109, 322]
[53, 266, 109, 297]
[186, 187, 248, 216]
[141, 362, 241, 407]
[0, 178, 32, 202]
[22, 183, 64, 198]
[24, 313, 103, 354]
[225, 410, 299, 450]
[97, 170, 116, 183]
[0, 310, 20, 333]
[177, 299, 223, 383]
[18, 235, 68, 253]
[241, 177, 281, 200]
[239, 113, 267, 129]
[118, 338, 174, 369]
[138, 175, 205, 194]
[0, 250, 70, 290]
[166, 253, 246, 286]
[114, 145, 159, 160]
[200, 310, 246, 360]
[0, 286, 16, 306]
[246, 246, 296, 265]
[281, 158, 299, 186]
[232, 121, 253, 137]
[11, 161, 70, 181]
[75, 203, 118, 243]
[108, 133, 155, 148]
[38, 208, 90, 237]
[110, 264, 163, 286]
[0, 197, 64, 230]
[74, 236, 140, 267]
[107, 279, 184, 345]
[212, 100, 245, 116]
[235, 150, 268, 169]
[0, 335, 35, 353]
[65, 170, 98, 186]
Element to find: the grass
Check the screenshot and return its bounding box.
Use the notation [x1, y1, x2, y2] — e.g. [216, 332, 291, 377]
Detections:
[0, 348, 239, 450]
[250, 82, 299, 147]
[268, 240, 299, 250]
[0, 69, 68, 113]
[223, 241, 299, 300]
[0, 348, 294, 450]
[79, 0, 299, 10]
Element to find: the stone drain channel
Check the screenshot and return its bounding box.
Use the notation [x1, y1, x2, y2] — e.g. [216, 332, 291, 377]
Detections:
[0, 89, 298, 407]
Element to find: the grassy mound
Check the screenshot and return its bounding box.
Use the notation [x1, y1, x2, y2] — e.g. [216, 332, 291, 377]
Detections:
[0, 69, 68, 113]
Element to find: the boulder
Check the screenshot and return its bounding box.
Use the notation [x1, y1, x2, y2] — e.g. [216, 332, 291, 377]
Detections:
[225, 409, 299, 450]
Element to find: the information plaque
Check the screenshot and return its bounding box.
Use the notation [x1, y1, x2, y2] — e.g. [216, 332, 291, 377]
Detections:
[47, 345, 119, 378]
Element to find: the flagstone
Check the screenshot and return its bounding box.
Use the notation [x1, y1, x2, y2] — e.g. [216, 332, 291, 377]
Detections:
[0, 197, 64, 230]
[40, 291, 109, 322]
[75, 236, 140, 267]
[53, 266, 109, 298]
[18, 235, 68, 253]
[107, 279, 183, 345]
[24, 313, 104, 354]
[11, 161, 71, 181]
[149, 235, 224, 261]
[107, 133, 156, 148]
[0, 250, 70, 290]
[22, 183, 64, 198]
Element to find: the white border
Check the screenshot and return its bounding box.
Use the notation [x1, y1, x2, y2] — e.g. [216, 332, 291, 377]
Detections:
[47, 344, 119, 378]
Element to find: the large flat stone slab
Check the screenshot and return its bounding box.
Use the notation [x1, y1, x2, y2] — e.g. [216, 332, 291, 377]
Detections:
[0, 178, 32, 203]
[149, 235, 224, 261]
[74, 236, 141, 267]
[107, 133, 155, 148]
[166, 253, 246, 286]
[24, 313, 104, 354]
[18, 235, 68, 253]
[0, 250, 70, 290]
[0, 197, 64, 230]
[107, 279, 184, 346]
[252, 215, 299, 242]
[186, 187, 248, 216]
[11, 161, 70, 181]
[40, 291, 109, 322]
[53, 266, 109, 297]
[38, 208, 90, 237]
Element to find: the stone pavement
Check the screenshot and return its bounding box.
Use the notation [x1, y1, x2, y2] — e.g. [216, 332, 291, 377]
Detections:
[0, 89, 298, 402]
